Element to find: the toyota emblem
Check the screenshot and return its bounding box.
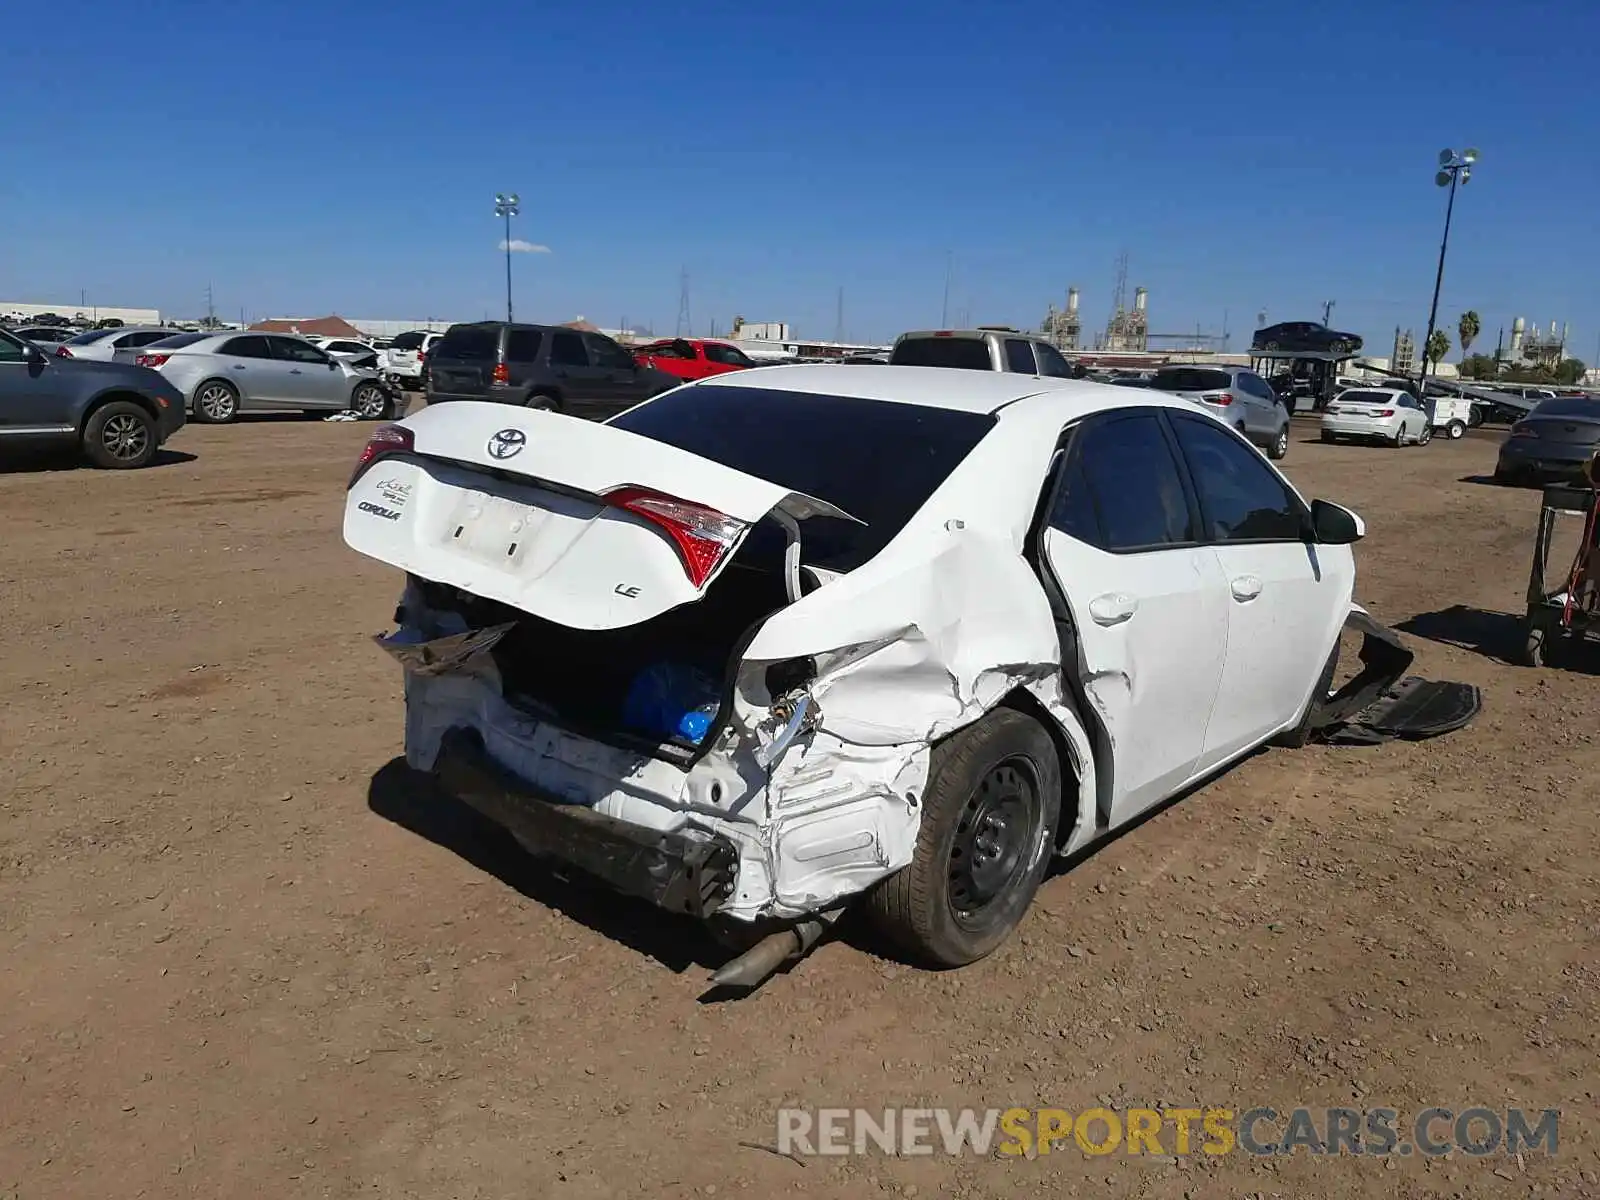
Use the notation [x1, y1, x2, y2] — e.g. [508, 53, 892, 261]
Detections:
[487, 428, 527, 460]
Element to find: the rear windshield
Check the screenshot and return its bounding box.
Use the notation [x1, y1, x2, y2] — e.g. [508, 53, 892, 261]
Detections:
[889, 337, 993, 371]
[145, 332, 209, 350]
[1529, 397, 1600, 419]
[1149, 368, 1232, 392]
[65, 328, 120, 345]
[1336, 390, 1394, 405]
[389, 331, 426, 351]
[609, 386, 996, 570]
[434, 325, 501, 360]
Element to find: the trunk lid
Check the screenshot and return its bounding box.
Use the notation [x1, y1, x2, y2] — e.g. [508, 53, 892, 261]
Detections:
[344, 401, 857, 631]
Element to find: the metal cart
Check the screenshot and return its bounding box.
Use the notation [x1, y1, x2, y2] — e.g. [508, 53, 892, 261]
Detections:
[1522, 480, 1600, 668]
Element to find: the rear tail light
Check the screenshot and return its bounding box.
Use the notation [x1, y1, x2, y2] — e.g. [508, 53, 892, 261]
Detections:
[1510, 423, 1538, 439]
[1377, 409, 1396, 418]
[136, 353, 171, 368]
[349, 423, 414, 487]
[603, 486, 747, 588]
[1209, 392, 1234, 406]
[492, 362, 510, 385]
[55, 345, 73, 358]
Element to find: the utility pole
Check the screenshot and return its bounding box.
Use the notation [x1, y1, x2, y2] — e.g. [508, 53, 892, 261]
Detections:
[1322, 299, 1335, 326]
[1418, 148, 1478, 396]
[835, 286, 844, 344]
[676, 269, 692, 337]
[494, 193, 520, 323]
[206, 283, 215, 327]
[941, 251, 952, 327]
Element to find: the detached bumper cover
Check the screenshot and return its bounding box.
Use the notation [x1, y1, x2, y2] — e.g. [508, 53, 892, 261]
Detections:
[1311, 610, 1481, 744]
[434, 727, 739, 917]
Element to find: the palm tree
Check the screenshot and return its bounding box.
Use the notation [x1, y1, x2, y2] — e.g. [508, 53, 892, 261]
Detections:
[1426, 330, 1451, 369]
[1458, 310, 1481, 357]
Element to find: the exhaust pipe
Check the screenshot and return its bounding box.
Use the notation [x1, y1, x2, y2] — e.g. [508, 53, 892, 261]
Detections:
[708, 912, 838, 990]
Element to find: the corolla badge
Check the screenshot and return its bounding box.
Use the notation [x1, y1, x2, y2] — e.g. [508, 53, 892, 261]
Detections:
[487, 428, 527, 459]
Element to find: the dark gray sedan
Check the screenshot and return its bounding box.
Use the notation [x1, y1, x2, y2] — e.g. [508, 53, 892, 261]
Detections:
[1494, 397, 1600, 485]
[0, 327, 186, 468]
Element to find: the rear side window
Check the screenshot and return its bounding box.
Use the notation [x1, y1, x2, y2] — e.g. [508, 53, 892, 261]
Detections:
[146, 332, 208, 350]
[220, 335, 272, 359]
[889, 337, 993, 370]
[434, 325, 501, 360]
[1170, 414, 1304, 542]
[1150, 368, 1232, 393]
[608, 386, 995, 570]
[1004, 339, 1038, 374]
[1035, 343, 1072, 377]
[1059, 413, 1194, 551]
[506, 329, 543, 361]
[551, 331, 587, 367]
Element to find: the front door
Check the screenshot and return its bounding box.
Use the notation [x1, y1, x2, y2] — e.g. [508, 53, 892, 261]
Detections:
[584, 333, 651, 415]
[215, 335, 292, 407]
[549, 330, 615, 418]
[267, 337, 345, 409]
[1036, 409, 1231, 826]
[0, 330, 75, 434]
[1166, 412, 1351, 767]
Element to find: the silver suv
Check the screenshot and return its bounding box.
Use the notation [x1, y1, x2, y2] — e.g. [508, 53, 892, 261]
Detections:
[1147, 364, 1292, 460]
[889, 327, 1076, 377]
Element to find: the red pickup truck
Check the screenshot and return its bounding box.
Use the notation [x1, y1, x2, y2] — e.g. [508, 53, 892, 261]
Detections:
[630, 337, 757, 382]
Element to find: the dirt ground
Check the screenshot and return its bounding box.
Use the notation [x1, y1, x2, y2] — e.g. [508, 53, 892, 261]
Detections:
[1, 413, 1596, 1200]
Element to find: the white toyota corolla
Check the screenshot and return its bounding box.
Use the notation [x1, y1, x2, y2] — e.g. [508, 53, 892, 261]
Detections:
[343, 366, 1472, 987]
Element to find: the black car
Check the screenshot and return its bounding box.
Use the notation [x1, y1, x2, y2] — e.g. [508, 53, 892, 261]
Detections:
[425, 322, 679, 418]
[1494, 397, 1600, 486]
[0, 326, 186, 468]
[1251, 321, 1363, 356]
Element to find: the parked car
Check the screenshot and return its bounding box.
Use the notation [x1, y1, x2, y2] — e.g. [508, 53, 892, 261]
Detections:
[340, 366, 1434, 980]
[383, 330, 444, 391]
[1318, 388, 1433, 446]
[632, 337, 758, 382]
[9, 325, 76, 345]
[54, 325, 187, 361]
[888, 328, 1075, 377]
[1494, 396, 1600, 485]
[0, 325, 185, 468]
[308, 337, 383, 370]
[424, 321, 680, 418]
[1147, 365, 1292, 459]
[122, 332, 392, 422]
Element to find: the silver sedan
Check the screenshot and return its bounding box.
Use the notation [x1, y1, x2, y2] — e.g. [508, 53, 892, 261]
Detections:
[120, 332, 393, 422]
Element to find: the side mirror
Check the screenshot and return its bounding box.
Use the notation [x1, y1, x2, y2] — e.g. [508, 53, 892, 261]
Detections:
[1309, 498, 1364, 545]
[25, 346, 47, 366]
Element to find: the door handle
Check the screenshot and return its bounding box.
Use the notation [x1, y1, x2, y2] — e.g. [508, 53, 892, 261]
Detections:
[232, 365, 246, 370]
[1088, 592, 1137, 626]
[290, 368, 303, 375]
[1230, 575, 1263, 602]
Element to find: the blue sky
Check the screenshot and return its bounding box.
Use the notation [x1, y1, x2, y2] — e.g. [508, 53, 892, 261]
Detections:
[3, 0, 1597, 357]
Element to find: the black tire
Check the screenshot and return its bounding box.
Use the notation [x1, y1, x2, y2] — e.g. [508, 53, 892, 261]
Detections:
[1267, 425, 1290, 460]
[1416, 422, 1433, 447]
[193, 379, 240, 423]
[1447, 419, 1466, 440]
[350, 381, 391, 421]
[1390, 422, 1406, 447]
[1274, 639, 1340, 748]
[868, 708, 1061, 967]
[1523, 616, 1557, 668]
[83, 401, 157, 469]
[1320, 431, 1337, 444]
[524, 391, 558, 410]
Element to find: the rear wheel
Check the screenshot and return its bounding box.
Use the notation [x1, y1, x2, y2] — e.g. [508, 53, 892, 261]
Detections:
[1390, 422, 1406, 447]
[83, 401, 156, 469]
[524, 391, 558, 410]
[1320, 431, 1337, 444]
[1416, 422, 1433, 446]
[868, 708, 1061, 967]
[1447, 419, 1466, 440]
[1268, 425, 1290, 460]
[194, 380, 240, 423]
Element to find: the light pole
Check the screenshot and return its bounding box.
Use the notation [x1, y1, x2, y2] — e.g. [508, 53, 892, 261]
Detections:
[494, 193, 520, 323]
[1418, 147, 1477, 395]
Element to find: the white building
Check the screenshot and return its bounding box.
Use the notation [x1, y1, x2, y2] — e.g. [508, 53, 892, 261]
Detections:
[3, 300, 161, 326]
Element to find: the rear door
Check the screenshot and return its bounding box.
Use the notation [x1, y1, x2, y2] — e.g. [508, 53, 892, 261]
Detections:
[1236, 372, 1278, 437]
[549, 330, 615, 416]
[216, 334, 291, 406]
[1166, 411, 1349, 766]
[1035, 408, 1230, 825]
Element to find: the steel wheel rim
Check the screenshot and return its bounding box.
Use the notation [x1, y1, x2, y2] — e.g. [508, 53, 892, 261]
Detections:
[947, 757, 1041, 927]
[198, 385, 234, 420]
[1275, 429, 1289, 456]
[353, 385, 385, 418]
[102, 413, 149, 461]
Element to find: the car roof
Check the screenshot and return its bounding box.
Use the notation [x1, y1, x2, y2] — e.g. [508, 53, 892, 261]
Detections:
[693, 363, 1207, 421]
[896, 328, 1050, 342]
